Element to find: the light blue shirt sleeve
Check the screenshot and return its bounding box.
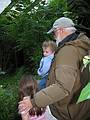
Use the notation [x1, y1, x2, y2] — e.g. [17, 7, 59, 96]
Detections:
[37, 54, 54, 77]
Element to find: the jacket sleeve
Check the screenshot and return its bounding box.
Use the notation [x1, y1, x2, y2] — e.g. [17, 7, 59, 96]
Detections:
[37, 57, 52, 77]
[32, 46, 79, 107]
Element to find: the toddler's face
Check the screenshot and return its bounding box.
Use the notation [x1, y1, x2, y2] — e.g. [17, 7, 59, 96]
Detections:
[43, 47, 53, 57]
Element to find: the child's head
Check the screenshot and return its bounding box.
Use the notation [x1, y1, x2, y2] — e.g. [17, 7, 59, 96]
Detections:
[19, 74, 38, 101]
[19, 74, 45, 116]
[42, 41, 57, 57]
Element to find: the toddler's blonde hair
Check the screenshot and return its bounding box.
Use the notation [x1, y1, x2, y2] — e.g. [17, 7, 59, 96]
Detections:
[42, 41, 57, 52]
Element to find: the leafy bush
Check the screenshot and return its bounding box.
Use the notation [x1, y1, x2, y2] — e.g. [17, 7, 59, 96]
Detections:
[0, 87, 19, 120]
[0, 67, 24, 120]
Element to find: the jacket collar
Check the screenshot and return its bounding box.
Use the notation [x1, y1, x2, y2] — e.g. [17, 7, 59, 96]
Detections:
[58, 32, 79, 47]
[55, 32, 79, 54]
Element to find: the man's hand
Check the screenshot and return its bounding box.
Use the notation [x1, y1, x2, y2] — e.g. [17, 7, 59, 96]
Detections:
[18, 96, 33, 114]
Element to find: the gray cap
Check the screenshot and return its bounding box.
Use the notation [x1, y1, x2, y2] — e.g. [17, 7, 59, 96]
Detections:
[47, 17, 75, 34]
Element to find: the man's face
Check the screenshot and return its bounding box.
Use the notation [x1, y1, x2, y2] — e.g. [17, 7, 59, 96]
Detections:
[43, 47, 53, 57]
[53, 28, 62, 42]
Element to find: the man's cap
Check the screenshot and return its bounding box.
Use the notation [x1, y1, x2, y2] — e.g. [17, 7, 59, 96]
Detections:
[47, 17, 75, 34]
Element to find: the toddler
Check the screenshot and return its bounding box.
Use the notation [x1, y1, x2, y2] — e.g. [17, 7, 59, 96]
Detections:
[38, 41, 57, 89]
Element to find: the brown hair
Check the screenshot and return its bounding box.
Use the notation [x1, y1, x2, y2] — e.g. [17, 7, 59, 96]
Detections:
[19, 74, 45, 116]
[42, 41, 57, 52]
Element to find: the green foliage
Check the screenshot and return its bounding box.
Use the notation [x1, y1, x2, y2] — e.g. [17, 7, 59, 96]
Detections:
[0, 0, 70, 74]
[68, 0, 90, 37]
[0, 67, 24, 120]
[0, 87, 19, 120]
[0, 15, 17, 72]
[77, 82, 90, 103]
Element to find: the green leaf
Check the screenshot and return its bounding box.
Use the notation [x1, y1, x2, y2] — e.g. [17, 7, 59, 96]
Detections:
[77, 82, 90, 103]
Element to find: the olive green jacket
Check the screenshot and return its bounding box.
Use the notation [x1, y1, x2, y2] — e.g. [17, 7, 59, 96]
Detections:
[32, 33, 90, 120]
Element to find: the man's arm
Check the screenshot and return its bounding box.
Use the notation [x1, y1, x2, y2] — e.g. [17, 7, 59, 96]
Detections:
[32, 45, 79, 107]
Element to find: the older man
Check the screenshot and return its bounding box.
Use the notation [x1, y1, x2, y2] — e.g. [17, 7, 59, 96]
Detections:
[19, 17, 90, 120]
